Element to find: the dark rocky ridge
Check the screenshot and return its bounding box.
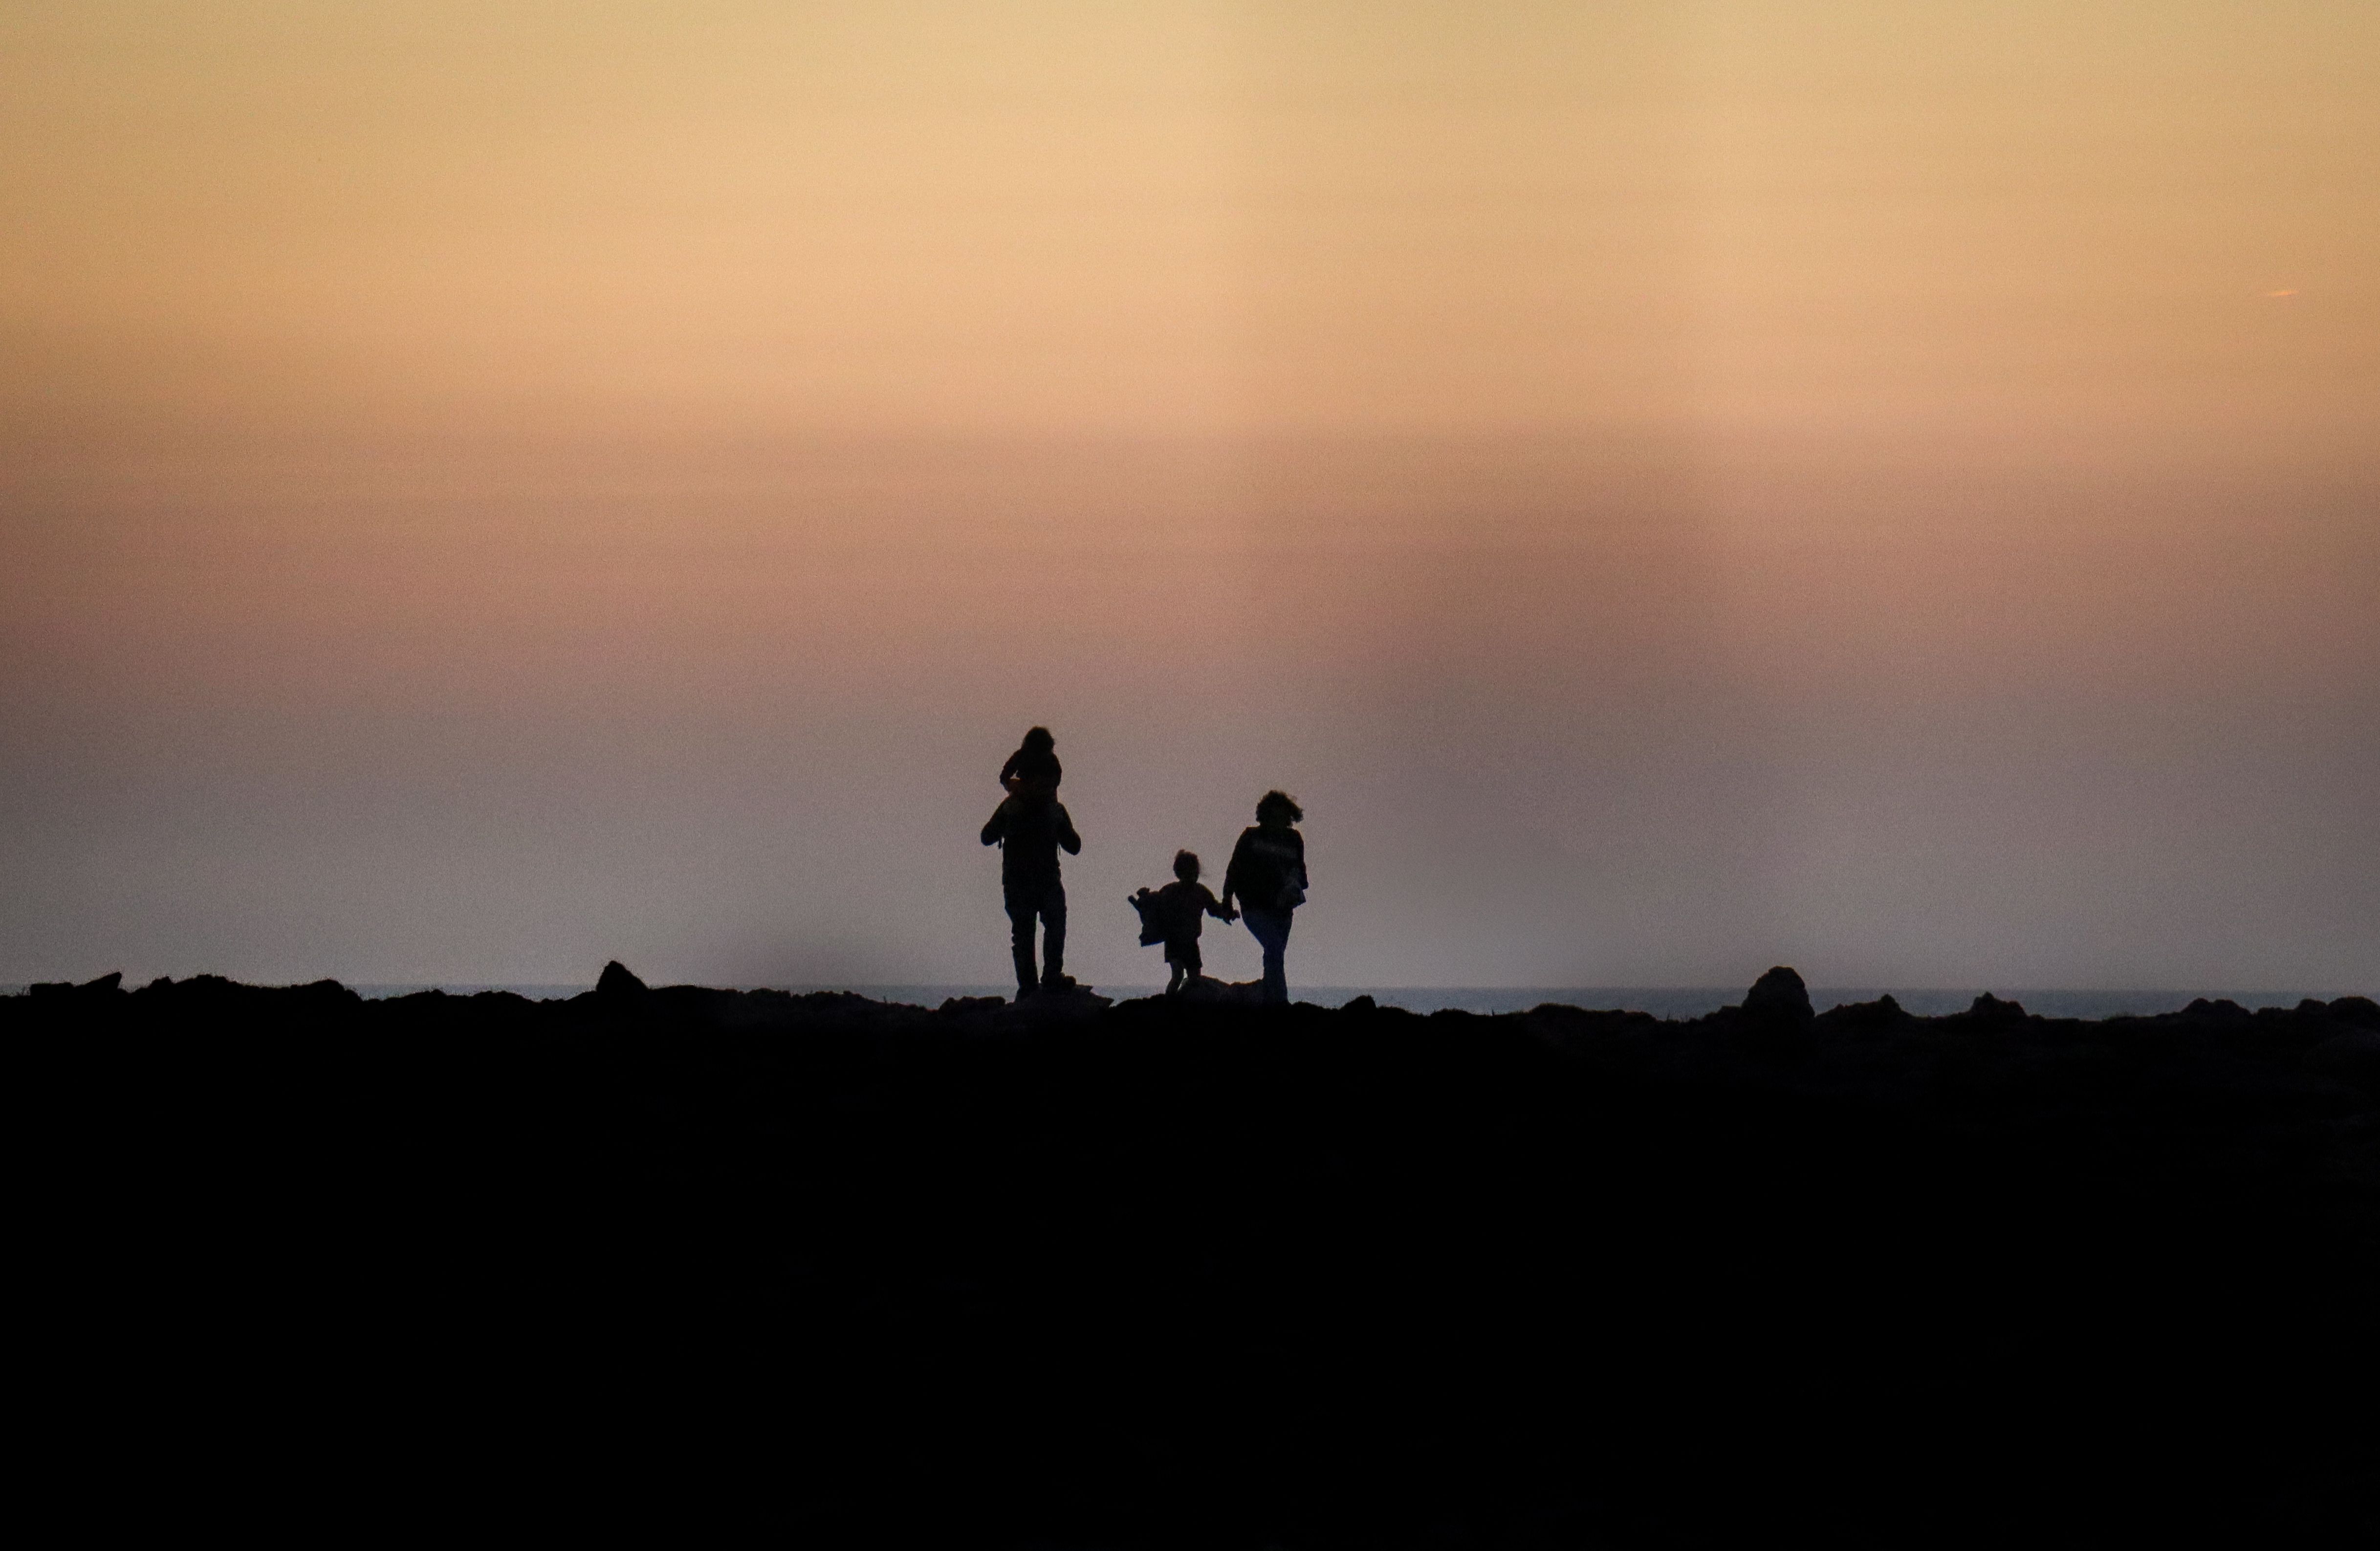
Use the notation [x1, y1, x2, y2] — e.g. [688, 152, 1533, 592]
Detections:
[18, 970, 2378, 1545]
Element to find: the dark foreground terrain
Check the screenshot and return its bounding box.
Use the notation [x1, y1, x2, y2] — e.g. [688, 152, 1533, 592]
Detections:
[21, 967, 2380, 1545]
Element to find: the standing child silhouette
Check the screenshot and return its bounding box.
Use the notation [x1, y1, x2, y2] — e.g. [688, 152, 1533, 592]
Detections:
[1130, 851, 1235, 995]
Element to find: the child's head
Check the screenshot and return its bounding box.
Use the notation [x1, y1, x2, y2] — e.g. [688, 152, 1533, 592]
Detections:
[1019, 725, 1055, 754]
[1172, 849, 1201, 882]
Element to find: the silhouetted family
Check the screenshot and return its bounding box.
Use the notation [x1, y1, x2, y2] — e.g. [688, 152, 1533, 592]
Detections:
[981, 726, 1309, 1005]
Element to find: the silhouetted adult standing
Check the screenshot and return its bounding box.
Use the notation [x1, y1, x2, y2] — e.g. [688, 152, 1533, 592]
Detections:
[1222, 790, 1308, 1007]
[982, 781, 1082, 998]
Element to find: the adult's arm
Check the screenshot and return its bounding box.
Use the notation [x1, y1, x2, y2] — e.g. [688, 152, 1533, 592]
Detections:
[1056, 804, 1082, 855]
[981, 801, 1008, 847]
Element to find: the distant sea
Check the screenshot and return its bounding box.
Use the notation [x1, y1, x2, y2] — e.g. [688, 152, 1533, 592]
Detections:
[4, 983, 2347, 1021]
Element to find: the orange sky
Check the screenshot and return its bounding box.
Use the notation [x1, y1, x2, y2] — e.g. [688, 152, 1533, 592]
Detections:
[4, 3, 2374, 988]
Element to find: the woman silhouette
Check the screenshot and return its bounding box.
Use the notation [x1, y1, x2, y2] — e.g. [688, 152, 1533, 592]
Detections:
[1221, 790, 1308, 1007]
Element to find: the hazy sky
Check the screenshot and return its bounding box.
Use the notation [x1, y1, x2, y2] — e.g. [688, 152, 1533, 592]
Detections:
[4, 2, 2374, 989]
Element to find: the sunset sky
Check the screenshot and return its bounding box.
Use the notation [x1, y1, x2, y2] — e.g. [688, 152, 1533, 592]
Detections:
[4, 1, 2374, 990]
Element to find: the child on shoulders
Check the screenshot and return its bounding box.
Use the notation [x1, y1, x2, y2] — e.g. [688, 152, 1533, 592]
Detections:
[1001, 726, 1062, 804]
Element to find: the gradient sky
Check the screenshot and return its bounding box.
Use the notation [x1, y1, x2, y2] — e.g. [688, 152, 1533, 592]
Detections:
[4, 1, 2374, 990]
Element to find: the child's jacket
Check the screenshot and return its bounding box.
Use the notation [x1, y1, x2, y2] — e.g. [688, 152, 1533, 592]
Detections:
[1131, 880, 1227, 950]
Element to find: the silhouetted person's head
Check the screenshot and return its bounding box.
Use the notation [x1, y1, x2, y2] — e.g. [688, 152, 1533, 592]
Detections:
[1002, 726, 1062, 800]
[1256, 790, 1303, 828]
[1173, 850, 1201, 882]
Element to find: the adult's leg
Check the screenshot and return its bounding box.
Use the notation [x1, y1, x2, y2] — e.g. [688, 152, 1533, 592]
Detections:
[1005, 892, 1038, 993]
[1039, 884, 1068, 984]
[1244, 907, 1292, 1005]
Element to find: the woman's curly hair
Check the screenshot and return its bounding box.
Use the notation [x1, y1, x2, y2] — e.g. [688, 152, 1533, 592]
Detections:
[1255, 789, 1303, 825]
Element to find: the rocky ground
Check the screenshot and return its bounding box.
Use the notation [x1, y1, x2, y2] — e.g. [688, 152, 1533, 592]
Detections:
[18, 965, 2378, 1545]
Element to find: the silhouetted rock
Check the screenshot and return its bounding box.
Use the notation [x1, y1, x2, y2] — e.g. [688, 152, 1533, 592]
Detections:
[2328, 994, 2380, 1028]
[1012, 981, 1111, 1016]
[595, 960, 648, 999]
[1967, 990, 2029, 1022]
[30, 970, 123, 999]
[1743, 964, 1813, 1021]
[8, 970, 2373, 1545]
[2303, 1030, 2380, 1097]
[1818, 992, 1912, 1032]
[1176, 974, 1263, 1006]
